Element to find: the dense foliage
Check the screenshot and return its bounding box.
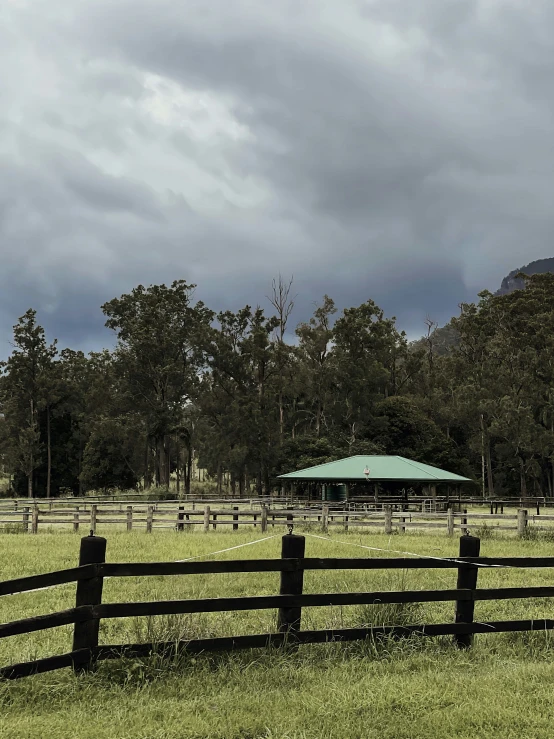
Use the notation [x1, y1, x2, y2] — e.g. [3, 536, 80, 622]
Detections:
[1, 273, 552, 497]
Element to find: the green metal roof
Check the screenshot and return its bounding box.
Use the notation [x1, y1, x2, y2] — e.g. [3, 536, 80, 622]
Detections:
[278, 455, 471, 483]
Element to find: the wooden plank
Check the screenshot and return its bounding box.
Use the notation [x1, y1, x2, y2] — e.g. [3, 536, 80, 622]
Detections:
[18, 519, 80, 525]
[0, 650, 89, 680]
[94, 585, 554, 621]
[399, 513, 518, 521]
[0, 606, 90, 638]
[101, 555, 554, 578]
[453, 514, 518, 520]
[157, 520, 203, 525]
[164, 519, 271, 526]
[96, 589, 473, 619]
[474, 586, 554, 600]
[397, 522, 451, 529]
[94, 618, 554, 663]
[530, 515, 554, 522]
[89, 519, 128, 524]
[328, 521, 385, 528]
[0, 564, 97, 597]
[453, 524, 516, 531]
[3, 552, 552, 602]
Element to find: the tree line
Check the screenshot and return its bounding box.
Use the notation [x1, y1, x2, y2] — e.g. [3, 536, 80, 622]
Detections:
[0, 273, 552, 498]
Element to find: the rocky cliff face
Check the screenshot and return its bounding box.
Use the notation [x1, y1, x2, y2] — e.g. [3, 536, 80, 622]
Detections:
[495, 258, 554, 296]
[411, 257, 554, 352]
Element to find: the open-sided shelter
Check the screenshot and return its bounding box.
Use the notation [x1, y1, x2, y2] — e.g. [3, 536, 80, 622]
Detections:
[278, 455, 472, 502]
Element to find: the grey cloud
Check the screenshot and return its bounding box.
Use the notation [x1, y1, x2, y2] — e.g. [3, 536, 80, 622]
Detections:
[1, 0, 554, 354]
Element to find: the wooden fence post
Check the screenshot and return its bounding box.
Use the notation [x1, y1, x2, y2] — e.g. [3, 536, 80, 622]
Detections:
[399, 515, 405, 534]
[261, 505, 268, 533]
[22, 506, 29, 534]
[177, 505, 185, 532]
[73, 506, 80, 534]
[322, 505, 329, 533]
[203, 506, 210, 533]
[253, 513, 258, 528]
[384, 505, 393, 535]
[447, 508, 454, 536]
[212, 513, 217, 531]
[31, 506, 39, 535]
[72, 535, 107, 673]
[344, 514, 349, 533]
[126, 506, 133, 532]
[277, 533, 306, 641]
[233, 506, 239, 531]
[454, 534, 481, 649]
[146, 506, 153, 533]
[517, 509, 528, 537]
[90, 505, 97, 535]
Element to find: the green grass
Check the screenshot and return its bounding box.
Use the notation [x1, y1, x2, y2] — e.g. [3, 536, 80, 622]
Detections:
[2, 529, 554, 737]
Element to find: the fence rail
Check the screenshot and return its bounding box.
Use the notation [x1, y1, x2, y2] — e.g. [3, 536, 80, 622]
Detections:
[2, 533, 554, 680]
[0, 502, 551, 536]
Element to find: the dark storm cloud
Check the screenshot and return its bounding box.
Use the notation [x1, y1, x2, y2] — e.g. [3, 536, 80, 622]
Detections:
[2, 0, 554, 354]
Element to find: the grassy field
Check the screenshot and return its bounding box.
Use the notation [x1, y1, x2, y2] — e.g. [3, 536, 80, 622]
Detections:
[1, 527, 554, 738]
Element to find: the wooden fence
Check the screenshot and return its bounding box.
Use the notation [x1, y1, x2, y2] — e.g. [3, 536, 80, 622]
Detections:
[3, 533, 554, 679]
[0, 495, 548, 513]
[0, 502, 551, 536]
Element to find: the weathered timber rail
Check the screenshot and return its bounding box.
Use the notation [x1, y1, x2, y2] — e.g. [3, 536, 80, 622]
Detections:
[0, 501, 550, 537]
[0, 495, 548, 513]
[3, 533, 554, 679]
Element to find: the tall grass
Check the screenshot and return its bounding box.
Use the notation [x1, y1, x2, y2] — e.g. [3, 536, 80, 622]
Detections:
[1, 530, 554, 738]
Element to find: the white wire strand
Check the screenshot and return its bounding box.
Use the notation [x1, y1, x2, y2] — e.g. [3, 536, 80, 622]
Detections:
[175, 534, 280, 562]
[303, 532, 505, 569]
[9, 534, 281, 596]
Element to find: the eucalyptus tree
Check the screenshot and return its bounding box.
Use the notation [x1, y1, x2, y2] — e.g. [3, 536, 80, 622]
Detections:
[102, 281, 214, 488]
[330, 299, 408, 451]
[198, 305, 280, 495]
[0, 310, 57, 497]
[294, 295, 336, 438]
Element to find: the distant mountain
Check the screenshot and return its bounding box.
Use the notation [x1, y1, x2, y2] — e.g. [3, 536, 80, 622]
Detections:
[494, 257, 554, 296]
[411, 257, 554, 353]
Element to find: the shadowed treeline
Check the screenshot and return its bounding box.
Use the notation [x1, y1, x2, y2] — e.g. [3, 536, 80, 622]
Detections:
[1, 273, 553, 499]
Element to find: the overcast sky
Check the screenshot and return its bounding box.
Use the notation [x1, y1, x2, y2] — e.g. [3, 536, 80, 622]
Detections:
[1, 0, 553, 356]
